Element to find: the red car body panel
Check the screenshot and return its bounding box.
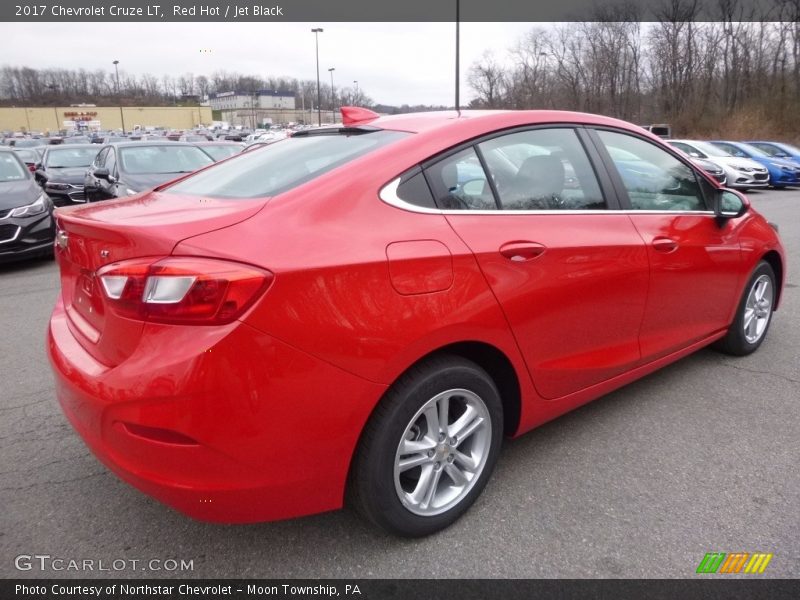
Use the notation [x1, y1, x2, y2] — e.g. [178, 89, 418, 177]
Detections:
[47, 110, 786, 523]
[445, 213, 649, 399]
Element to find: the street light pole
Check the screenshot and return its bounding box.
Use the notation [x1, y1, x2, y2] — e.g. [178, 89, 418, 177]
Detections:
[47, 84, 58, 134]
[328, 68, 336, 124]
[311, 28, 323, 127]
[112, 60, 126, 133]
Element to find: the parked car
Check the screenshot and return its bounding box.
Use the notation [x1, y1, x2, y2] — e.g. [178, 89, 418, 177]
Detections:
[692, 157, 726, 185]
[12, 147, 43, 172]
[0, 147, 55, 263]
[49, 109, 785, 537]
[62, 135, 92, 145]
[194, 141, 244, 161]
[35, 144, 100, 206]
[668, 140, 769, 190]
[709, 140, 800, 188]
[84, 141, 215, 201]
[745, 141, 800, 164]
[8, 138, 47, 149]
[178, 135, 210, 143]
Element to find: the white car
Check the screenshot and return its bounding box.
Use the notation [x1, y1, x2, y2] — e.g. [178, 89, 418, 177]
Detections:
[668, 140, 769, 190]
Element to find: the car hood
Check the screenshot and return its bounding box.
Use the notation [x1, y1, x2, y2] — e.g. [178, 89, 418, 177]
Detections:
[767, 158, 800, 169]
[45, 166, 88, 184]
[712, 157, 766, 170]
[0, 178, 41, 209]
[121, 172, 188, 193]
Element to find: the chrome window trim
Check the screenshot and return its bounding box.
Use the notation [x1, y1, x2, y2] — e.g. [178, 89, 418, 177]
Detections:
[0, 225, 22, 244]
[379, 177, 716, 217]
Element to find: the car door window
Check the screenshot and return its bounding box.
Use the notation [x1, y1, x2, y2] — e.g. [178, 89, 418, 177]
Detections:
[478, 128, 606, 210]
[597, 130, 706, 211]
[94, 148, 108, 167]
[105, 149, 117, 176]
[425, 147, 497, 210]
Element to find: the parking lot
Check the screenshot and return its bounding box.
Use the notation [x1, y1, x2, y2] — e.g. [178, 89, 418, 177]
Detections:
[1, 188, 797, 579]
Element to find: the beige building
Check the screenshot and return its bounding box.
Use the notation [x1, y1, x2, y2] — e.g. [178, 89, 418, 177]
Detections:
[0, 106, 214, 133]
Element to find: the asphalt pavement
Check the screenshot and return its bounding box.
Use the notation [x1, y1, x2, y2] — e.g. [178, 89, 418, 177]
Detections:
[1, 189, 798, 579]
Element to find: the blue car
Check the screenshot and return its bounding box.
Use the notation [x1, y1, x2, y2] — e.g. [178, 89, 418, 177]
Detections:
[745, 141, 800, 165]
[710, 140, 800, 188]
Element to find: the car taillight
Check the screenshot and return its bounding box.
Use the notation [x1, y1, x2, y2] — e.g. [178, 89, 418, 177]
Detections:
[97, 257, 273, 325]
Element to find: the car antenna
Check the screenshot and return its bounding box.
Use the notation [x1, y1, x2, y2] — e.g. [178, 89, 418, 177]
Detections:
[455, 0, 461, 117]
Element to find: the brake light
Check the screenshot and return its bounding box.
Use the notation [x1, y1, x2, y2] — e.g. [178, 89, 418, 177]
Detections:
[97, 257, 273, 325]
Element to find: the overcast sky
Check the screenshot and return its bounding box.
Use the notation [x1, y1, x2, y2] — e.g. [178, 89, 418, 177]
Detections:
[0, 22, 536, 106]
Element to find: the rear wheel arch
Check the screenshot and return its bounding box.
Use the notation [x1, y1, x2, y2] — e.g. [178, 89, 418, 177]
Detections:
[344, 341, 522, 501]
[761, 250, 783, 307]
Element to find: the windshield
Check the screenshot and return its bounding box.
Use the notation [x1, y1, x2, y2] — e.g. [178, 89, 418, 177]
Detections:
[46, 147, 99, 168]
[691, 141, 732, 158]
[200, 145, 241, 161]
[776, 142, 800, 155]
[165, 130, 409, 199]
[0, 153, 28, 181]
[119, 145, 214, 175]
[738, 143, 770, 158]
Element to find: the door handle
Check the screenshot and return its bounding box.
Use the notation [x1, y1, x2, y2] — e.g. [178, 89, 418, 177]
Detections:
[499, 241, 546, 262]
[652, 237, 678, 253]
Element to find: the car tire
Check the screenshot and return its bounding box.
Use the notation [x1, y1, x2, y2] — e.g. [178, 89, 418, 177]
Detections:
[713, 260, 776, 356]
[350, 354, 503, 537]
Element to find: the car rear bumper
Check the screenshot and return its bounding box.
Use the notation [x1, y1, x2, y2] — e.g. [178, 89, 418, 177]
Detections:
[48, 298, 386, 523]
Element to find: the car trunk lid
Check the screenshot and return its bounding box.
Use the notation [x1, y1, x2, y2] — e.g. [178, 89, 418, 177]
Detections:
[55, 192, 267, 367]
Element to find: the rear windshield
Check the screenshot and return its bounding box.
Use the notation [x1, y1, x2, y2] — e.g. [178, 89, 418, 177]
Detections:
[46, 147, 99, 168]
[164, 130, 409, 199]
[200, 144, 241, 161]
[119, 145, 214, 175]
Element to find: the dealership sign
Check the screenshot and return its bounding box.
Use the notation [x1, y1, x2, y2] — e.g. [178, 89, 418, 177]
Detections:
[64, 111, 98, 121]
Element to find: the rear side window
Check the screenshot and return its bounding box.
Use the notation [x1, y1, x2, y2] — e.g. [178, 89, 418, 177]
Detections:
[425, 147, 497, 210]
[396, 170, 436, 209]
[166, 130, 409, 199]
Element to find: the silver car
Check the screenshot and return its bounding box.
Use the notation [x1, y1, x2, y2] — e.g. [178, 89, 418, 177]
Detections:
[668, 140, 769, 190]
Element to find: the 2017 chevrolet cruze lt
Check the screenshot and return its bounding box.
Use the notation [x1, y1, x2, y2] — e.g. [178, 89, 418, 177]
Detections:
[48, 109, 785, 536]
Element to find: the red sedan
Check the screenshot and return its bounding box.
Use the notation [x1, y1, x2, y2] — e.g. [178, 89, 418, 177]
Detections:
[48, 108, 785, 536]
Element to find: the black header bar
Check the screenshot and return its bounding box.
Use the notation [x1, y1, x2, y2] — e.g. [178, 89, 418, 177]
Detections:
[1, 0, 791, 22]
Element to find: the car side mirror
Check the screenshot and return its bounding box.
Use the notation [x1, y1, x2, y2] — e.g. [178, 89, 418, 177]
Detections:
[714, 189, 749, 221]
[462, 179, 486, 196]
[94, 167, 111, 181]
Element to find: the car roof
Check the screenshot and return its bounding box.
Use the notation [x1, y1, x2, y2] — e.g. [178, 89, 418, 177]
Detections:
[368, 110, 641, 136]
[106, 141, 204, 148]
[45, 143, 99, 149]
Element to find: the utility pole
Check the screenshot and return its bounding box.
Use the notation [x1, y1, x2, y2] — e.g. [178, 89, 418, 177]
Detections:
[328, 68, 336, 123]
[311, 28, 323, 126]
[112, 60, 126, 133]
